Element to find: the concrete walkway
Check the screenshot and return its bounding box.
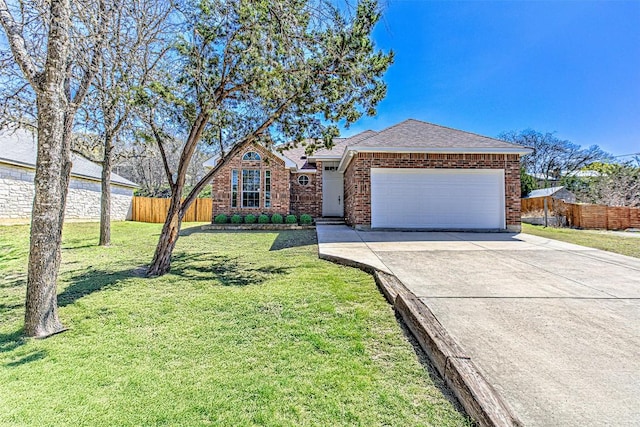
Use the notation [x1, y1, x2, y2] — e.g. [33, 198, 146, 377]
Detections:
[317, 225, 640, 426]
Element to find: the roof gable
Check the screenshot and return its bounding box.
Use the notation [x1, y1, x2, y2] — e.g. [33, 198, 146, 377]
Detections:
[203, 140, 296, 169]
[279, 130, 378, 170]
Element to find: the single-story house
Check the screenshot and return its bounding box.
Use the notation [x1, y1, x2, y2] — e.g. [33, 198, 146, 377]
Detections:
[0, 129, 137, 224]
[205, 119, 532, 231]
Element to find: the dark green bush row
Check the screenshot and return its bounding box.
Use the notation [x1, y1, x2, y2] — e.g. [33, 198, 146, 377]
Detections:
[212, 214, 314, 225]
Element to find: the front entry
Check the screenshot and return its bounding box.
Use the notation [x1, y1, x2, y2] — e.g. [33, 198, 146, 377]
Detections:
[322, 164, 344, 217]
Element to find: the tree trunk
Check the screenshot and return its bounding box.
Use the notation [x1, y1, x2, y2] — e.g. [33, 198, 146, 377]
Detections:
[25, 94, 70, 338]
[24, 0, 72, 338]
[147, 192, 183, 276]
[99, 132, 113, 246]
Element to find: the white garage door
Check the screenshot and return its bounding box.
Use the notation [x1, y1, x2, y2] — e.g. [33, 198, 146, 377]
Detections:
[370, 168, 505, 229]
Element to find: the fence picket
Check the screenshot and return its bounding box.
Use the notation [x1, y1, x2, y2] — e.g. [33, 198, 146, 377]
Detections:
[131, 197, 212, 223]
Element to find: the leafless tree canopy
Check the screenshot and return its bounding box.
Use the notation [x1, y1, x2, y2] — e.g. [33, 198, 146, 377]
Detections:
[499, 129, 611, 188]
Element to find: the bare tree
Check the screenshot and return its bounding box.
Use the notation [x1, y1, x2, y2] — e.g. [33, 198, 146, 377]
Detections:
[571, 162, 640, 207]
[79, 0, 172, 245]
[142, 0, 393, 276]
[499, 129, 611, 188]
[0, 0, 107, 337]
[112, 135, 212, 197]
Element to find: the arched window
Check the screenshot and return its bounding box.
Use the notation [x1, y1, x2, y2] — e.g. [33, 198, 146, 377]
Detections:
[242, 151, 261, 161]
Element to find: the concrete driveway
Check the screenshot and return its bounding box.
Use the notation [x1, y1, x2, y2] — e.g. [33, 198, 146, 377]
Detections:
[317, 226, 640, 426]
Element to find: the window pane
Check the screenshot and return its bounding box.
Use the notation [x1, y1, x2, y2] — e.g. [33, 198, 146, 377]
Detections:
[242, 169, 260, 207]
[265, 170, 271, 208]
[231, 170, 238, 208]
[242, 151, 261, 161]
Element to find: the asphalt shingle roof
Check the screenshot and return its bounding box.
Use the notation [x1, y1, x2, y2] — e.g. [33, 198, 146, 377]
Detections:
[0, 129, 138, 188]
[281, 130, 378, 169]
[350, 119, 526, 150]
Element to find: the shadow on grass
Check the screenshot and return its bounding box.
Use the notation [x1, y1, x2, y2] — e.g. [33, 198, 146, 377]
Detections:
[0, 244, 27, 264]
[269, 230, 317, 251]
[5, 350, 47, 367]
[0, 302, 22, 316]
[1, 328, 48, 366]
[178, 226, 317, 252]
[0, 329, 25, 353]
[61, 243, 98, 250]
[0, 275, 24, 289]
[58, 266, 146, 307]
[179, 224, 207, 236]
[170, 252, 290, 286]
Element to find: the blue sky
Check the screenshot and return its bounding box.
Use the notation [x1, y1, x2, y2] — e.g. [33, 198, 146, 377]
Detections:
[344, 0, 640, 157]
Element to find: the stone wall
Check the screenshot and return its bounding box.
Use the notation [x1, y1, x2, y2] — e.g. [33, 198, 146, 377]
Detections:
[0, 163, 133, 223]
[343, 152, 522, 230]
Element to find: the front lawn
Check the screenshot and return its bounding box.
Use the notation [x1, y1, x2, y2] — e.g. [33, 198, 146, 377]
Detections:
[0, 222, 469, 426]
[522, 223, 640, 259]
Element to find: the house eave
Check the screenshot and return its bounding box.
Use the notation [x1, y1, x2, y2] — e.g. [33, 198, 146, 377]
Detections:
[0, 158, 139, 188]
[337, 146, 533, 172]
[308, 155, 342, 161]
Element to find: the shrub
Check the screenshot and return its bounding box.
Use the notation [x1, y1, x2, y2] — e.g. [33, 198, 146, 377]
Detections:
[231, 214, 242, 224]
[244, 214, 256, 224]
[258, 214, 269, 224]
[214, 214, 228, 224]
[271, 213, 283, 224]
[300, 214, 313, 225]
[285, 214, 297, 224]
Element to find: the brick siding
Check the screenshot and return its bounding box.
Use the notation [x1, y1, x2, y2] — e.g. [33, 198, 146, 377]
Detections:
[210, 143, 290, 218]
[289, 170, 322, 217]
[343, 152, 522, 229]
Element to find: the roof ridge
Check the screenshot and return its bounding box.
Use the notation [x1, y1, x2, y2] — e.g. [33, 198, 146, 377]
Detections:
[405, 118, 509, 144]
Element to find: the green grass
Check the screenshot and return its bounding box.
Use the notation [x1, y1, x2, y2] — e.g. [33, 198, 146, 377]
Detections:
[0, 222, 469, 427]
[522, 223, 640, 259]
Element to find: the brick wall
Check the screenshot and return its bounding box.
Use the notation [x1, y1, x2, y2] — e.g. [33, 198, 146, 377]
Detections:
[0, 162, 133, 224]
[343, 152, 522, 230]
[210, 143, 290, 219]
[290, 171, 321, 216]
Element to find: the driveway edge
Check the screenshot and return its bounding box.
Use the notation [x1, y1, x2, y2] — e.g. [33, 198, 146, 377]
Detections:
[320, 252, 522, 427]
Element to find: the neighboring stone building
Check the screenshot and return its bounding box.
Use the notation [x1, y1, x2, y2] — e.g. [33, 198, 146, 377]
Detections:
[204, 119, 532, 231]
[0, 129, 137, 224]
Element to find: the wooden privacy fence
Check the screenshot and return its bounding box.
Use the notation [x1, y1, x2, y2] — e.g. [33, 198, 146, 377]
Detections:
[522, 197, 640, 230]
[131, 197, 212, 223]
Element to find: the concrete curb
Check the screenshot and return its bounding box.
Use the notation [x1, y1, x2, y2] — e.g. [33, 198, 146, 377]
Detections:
[320, 252, 522, 427]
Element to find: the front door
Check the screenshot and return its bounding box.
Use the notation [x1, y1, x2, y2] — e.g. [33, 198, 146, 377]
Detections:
[322, 165, 344, 217]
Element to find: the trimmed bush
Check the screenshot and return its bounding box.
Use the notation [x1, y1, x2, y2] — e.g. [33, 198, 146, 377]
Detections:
[271, 213, 283, 224]
[300, 214, 313, 225]
[258, 214, 269, 224]
[244, 214, 256, 224]
[285, 214, 297, 224]
[214, 214, 228, 224]
[231, 214, 242, 224]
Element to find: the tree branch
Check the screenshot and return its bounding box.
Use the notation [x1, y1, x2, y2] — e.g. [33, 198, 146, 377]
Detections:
[0, 0, 40, 87]
[181, 94, 297, 213]
[70, 0, 108, 111]
[148, 115, 175, 188]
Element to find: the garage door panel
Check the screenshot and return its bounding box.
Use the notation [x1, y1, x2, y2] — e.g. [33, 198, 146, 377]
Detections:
[371, 168, 505, 229]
